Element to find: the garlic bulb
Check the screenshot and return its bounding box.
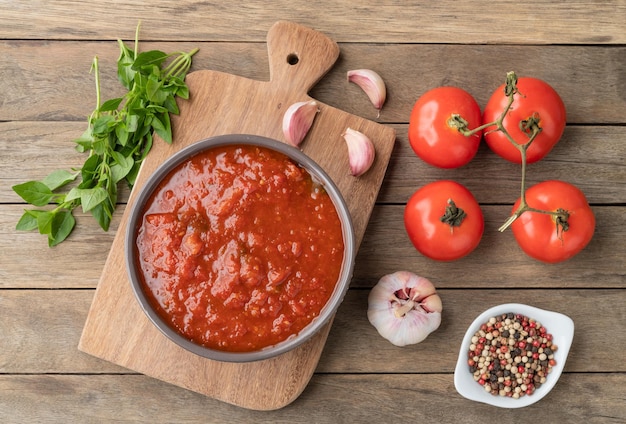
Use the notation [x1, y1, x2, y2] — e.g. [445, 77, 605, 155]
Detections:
[347, 69, 387, 117]
[342, 127, 375, 177]
[367, 271, 442, 347]
[282, 100, 320, 147]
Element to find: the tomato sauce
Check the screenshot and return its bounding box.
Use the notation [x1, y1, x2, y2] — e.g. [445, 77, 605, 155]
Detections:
[135, 144, 345, 352]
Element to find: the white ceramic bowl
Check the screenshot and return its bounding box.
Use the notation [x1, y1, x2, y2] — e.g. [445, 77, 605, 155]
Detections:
[454, 303, 574, 408]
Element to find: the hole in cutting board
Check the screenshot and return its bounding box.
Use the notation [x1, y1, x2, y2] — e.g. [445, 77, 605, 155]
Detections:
[287, 53, 299, 65]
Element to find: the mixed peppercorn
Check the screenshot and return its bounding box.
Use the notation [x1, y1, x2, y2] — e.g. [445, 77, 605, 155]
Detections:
[467, 312, 558, 398]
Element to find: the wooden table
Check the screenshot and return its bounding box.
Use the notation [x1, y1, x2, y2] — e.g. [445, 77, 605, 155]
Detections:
[1, 1, 625, 422]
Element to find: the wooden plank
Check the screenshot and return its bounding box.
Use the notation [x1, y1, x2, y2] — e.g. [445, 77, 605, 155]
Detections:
[0, 206, 117, 288]
[2, 122, 625, 205]
[0, 289, 124, 374]
[378, 125, 626, 205]
[2, 42, 626, 123]
[0, 374, 623, 423]
[354, 204, 626, 289]
[2, 204, 624, 289]
[2, 289, 624, 374]
[1, 0, 624, 44]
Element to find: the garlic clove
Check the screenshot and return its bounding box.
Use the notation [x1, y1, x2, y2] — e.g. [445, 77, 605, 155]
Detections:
[421, 293, 443, 314]
[367, 271, 442, 347]
[282, 100, 320, 147]
[342, 127, 376, 177]
[347, 69, 387, 117]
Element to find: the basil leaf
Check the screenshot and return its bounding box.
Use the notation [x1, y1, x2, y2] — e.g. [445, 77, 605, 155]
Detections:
[82, 187, 108, 212]
[117, 40, 136, 90]
[74, 139, 93, 153]
[146, 76, 168, 103]
[176, 84, 190, 100]
[43, 169, 78, 191]
[13, 181, 54, 206]
[110, 151, 134, 183]
[147, 104, 169, 113]
[67, 187, 108, 213]
[48, 210, 76, 247]
[16, 210, 43, 231]
[151, 112, 172, 144]
[126, 114, 140, 132]
[79, 154, 101, 189]
[90, 200, 113, 231]
[126, 161, 140, 188]
[73, 127, 94, 153]
[92, 115, 116, 136]
[100, 97, 124, 112]
[163, 94, 179, 114]
[115, 122, 129, 147]
[36, 210, 55, 235]
[133, 50, 168, 70]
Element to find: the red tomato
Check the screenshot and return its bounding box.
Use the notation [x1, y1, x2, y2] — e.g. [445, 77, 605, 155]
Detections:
[511, 180, 595, 263]
[408, 87, 482, 169]
[483, 77, 566, 164]
[404, 180, 484, 261]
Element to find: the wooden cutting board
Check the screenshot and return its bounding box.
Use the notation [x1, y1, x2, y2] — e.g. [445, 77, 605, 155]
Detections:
[78, 20, 396, 410]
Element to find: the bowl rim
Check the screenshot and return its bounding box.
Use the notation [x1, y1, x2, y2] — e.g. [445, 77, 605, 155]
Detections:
[453, 303, 574, 408]
[125, 133, 356, 362]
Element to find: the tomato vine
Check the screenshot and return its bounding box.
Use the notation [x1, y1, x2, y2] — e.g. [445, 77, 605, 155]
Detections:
[449, 71, 571, 237]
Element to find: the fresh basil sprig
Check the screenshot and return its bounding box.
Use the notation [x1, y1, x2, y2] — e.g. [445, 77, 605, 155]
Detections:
[13, 24, 198, 246]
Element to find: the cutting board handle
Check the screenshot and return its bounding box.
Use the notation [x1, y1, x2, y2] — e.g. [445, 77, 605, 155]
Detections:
[267, 21, 340, 96]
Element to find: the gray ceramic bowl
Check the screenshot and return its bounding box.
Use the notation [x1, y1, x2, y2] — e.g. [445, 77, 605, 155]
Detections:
[125, 134, 356, 362]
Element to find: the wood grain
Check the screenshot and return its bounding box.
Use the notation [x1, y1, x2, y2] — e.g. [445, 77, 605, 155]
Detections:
[2, 42, 626, 123]
[0, 374, 624, 423]
[77, 21, 396, 410]
[3, 122, 625, 205]
[353, 204, 626, 289]
[2, 289, 625, 375]
[1, 0, 624, 44]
